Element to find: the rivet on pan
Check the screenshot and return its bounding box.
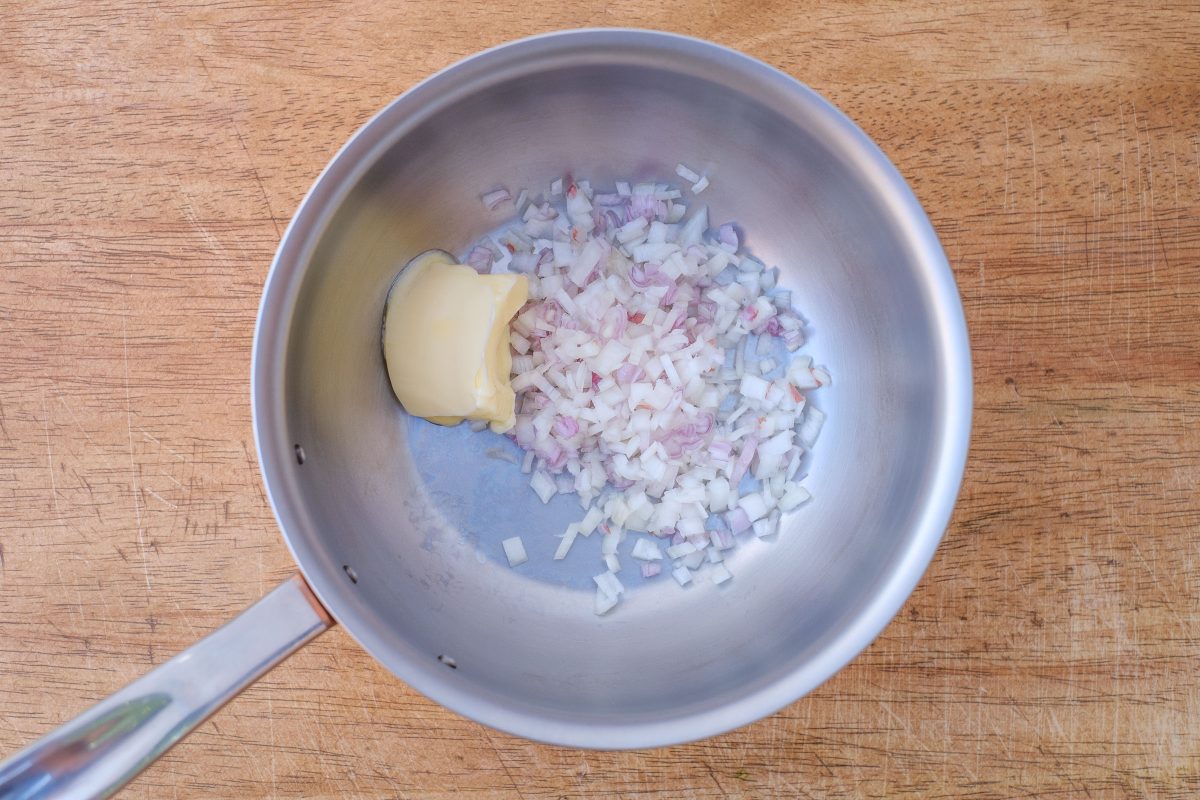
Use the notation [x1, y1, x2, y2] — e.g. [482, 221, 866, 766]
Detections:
[343, 564, 358, 584]
[437, 655, 457, 669]
[294, 444, 306, 465]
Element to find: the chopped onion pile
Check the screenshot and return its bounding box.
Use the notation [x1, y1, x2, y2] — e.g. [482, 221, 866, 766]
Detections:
[473, 167, 830, 614]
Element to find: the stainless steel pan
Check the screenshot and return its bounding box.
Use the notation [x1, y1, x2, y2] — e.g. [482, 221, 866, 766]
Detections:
[0, 29, 971, 799]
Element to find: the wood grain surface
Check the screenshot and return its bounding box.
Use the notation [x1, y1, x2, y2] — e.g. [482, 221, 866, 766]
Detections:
[2, 1, 1199, 797]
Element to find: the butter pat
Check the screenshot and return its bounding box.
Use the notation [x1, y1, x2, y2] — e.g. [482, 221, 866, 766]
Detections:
[383, 250, 527, 431]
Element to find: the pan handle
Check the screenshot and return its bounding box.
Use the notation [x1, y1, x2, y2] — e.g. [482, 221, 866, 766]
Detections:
[0, 575, 333, 800]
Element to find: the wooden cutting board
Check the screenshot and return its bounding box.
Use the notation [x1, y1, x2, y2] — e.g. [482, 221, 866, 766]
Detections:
[1, 1, 1197, 797]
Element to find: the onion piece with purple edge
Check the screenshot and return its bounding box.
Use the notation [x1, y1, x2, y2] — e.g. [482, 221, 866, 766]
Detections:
[725, 506, 752, 534]
[465, 246, 494, 274]
[481, 188, 511, 210]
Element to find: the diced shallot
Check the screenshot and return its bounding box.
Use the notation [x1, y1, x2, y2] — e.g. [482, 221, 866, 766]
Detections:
[502, 537, 527, 567]
[594, 587, 619, 615]
[481, 188, 511, 210]
[554, 524, 579, 560]
[458, 171, 830, 614]
[631, 538, 664, 561]
[594, 571, 625, 598]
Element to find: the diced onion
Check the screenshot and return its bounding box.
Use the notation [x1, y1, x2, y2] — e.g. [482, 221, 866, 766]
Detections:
[738, 492, 770, 523]
[594, 571, 625, 598]
[502, 536, 528, 567]
[666, 541, 696, 559]
[778, 484, 812, 512]
[675, 163, 701, 183]
[554, 524, 579, 560]
[481, 188, 511, 210]
[594, 586, 619, 615]
[798, 406, 827, 448]
[631, 538, 664, 561]
[462, 172, 831, 613]
[530, 472, 557, 504]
